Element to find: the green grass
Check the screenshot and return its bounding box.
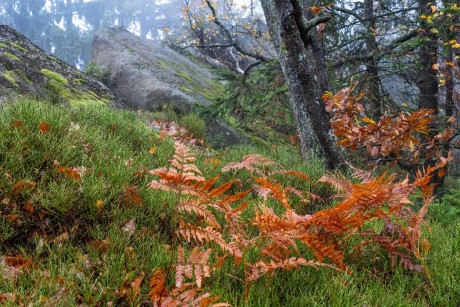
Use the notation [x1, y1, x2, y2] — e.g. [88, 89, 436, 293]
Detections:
[0, 98, 459, 306]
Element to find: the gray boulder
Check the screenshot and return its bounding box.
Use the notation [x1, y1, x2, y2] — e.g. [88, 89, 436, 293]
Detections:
[92, 27, 221, 111]
[91, 27, 247, 147]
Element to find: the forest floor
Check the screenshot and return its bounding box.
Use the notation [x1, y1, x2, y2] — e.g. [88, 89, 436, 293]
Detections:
[0, 98, 459, 306]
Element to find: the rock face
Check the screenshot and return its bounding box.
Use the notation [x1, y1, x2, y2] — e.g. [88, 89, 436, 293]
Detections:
[0, 25, 123, 108]
[92, 27, 247, 147]
[92, 27, 222, 111]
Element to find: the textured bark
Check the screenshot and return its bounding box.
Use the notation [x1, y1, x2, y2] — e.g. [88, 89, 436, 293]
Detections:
[364, 0, 382, 118]
[445, 47, 454, 118]
[418, 0, 441, 192]
[260, 0, 344, 170]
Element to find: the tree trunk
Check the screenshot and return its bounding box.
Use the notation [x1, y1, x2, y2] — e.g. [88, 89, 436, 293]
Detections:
[364, 0, 382, 118]
[418, 0, 441, 191]
[260, 0, 344, 170]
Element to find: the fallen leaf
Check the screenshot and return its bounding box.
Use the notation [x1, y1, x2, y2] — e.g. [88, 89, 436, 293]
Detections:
[54, 161, 81, 181]
[131, 276, 144, 294]
[96, 200, 105, 209]
[11, 180, 36, 196]
[53, 231, 70, 243]
[10, 119, 24, 128]
[39, 122, 50, 134]
[24, 201, 34, 214]
[122, 186, 143, 206]
[122, 219, 136, 236]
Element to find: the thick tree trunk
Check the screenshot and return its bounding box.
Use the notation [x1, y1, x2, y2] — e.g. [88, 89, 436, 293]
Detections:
[260, 0, 344, 170]
[364, 0, 382, 118]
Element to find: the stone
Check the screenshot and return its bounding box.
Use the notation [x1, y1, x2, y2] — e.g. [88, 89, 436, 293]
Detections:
[0, 25, 124, 108]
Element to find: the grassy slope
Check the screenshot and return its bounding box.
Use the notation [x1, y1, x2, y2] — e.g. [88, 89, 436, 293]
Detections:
[0, 99, 459, 306]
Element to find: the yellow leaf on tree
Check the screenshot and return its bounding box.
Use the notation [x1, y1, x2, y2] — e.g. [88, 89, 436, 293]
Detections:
[409, 140, 415, 151]
[362, 117, 376, 124]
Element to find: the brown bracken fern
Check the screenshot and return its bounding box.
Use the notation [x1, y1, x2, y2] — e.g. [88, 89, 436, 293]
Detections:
[148, 139, 445, 304]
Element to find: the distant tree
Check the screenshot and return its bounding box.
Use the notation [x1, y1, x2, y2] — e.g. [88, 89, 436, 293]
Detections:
[179, 0, 275, 74]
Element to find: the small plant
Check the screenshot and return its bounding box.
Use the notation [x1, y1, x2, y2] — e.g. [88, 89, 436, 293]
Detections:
[179, 113, 206, 140]
[84, 62, 110, 83]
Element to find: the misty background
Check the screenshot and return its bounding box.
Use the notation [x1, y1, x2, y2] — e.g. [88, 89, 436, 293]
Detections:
[0, 0, 260, 69]
[0, 0, 188, 68]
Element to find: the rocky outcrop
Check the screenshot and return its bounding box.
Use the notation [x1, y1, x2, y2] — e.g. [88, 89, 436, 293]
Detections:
[92, 27, 247, 147]
[92, 27, 222, 111]
[0, 25, 123, 108]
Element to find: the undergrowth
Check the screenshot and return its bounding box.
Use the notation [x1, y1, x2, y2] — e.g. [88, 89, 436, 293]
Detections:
[0, 98, 459, 306]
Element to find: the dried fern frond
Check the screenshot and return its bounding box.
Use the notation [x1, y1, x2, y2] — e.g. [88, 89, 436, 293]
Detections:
[175, 246, 212, 289]
[318, 172, 353, 196]
[222, 153, 276, 176]
[268, 169, 311, 182]
[178, 223, 243, 263]
[147, 268, 168, 303]
[177, 202, 221, 230]
[149, 266, 221, 306]
[158, 283, 217, 307]
[253, 177, 290, 209]
[249, 258, 338, 281]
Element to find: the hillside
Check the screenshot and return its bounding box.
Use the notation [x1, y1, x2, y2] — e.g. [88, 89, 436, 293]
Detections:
[0, 99, 459, 305]
[0, 22, 459, 307]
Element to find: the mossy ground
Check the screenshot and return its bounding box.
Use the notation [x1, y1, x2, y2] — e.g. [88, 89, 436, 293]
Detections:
[40, 68, 111, 107]
[0, 98, 459, 306]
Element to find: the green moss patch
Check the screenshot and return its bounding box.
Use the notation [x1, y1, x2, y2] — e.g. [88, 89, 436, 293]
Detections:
[3, 52, 20, 61]
[2, 70, 18, 86]
[9, 42, 26, 52]
[178, 86, 193, 94]
[41, 69, 69, 86]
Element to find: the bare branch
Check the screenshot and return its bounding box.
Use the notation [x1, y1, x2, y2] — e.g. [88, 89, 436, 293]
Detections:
[204, 0, 269, 62]
[333, 28, 419, 68]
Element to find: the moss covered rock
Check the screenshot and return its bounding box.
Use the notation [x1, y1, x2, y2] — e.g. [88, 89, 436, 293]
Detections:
[0, 25, 124, 108]
[92, 27, 246, 147]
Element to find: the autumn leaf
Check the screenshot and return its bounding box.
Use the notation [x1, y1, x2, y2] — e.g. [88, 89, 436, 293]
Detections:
[122, 186, 143, 206]
[362, 117, 376, 124]
[39, 122, 50, 134]
[52, 231, 70, 243]
[149, 147, 156, 154]
[10, 180, 36, 196]
[131, 275, 143, 294]
[96, 200, 105, 209]
[148, 268, 168, 302]
[10, 119, 24, 128]
[53, 160, 81, 181]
